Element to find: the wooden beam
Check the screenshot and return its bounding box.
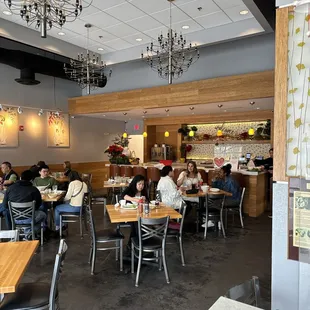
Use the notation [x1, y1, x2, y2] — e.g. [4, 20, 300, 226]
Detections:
[68, 71, 275, 115]
[144, 110, 274, 126]
[273, 7, 289, 182]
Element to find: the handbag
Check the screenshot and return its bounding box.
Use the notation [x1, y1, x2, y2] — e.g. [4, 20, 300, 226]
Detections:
[185, 188, 199, 194]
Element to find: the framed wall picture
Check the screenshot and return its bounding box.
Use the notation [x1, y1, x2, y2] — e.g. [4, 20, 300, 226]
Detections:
[0, 108, 19, 148]
[47, 112, 70, 147]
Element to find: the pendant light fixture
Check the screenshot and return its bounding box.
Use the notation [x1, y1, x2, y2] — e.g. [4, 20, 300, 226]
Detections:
[217, 130, 223, 137]
[122, 132, 128, 138]
[189, 130, 194, 137]
[164, 131, 170, 137]
[143, 132, 148, 138]
[248, 128, 255, 136]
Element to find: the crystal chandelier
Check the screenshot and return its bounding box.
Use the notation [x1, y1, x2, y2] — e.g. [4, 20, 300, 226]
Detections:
[64, 23, 112, 95]
[4, 0, 90, 38]
[141, 0, 199, 84]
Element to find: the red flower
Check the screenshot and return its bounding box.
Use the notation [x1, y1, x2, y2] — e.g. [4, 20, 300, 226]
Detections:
[185, 145, 192, 152]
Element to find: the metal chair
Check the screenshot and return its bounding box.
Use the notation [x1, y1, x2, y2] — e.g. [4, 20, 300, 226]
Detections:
[225, 276, 262, 307]
[0, 214, 3, 230]
[59, 193, 89, 239]
[81, 173, 93, 191]
[0, 230, 19, 242]
[166, 202, 187, 266]
[225, 187, 246, 229]
[202, 194, 226, 239]
[85, 205, 124, 275]
[131, 216, 170, 287]
[147, 167, 161, 200]
[8, 201, 44, 245]
[0, 239, 68, 310]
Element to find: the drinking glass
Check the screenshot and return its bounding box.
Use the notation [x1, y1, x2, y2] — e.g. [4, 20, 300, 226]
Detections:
[52, 185, 58, 192]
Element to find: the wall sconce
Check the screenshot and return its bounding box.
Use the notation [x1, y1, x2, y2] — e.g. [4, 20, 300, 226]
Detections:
[17, 106, 23, 114]
[143, 131, 148, 138]
[122, 132, 128, 138]
[217, 130, 223, 137]
[164, 131, 170, 137]
[248, 128, 255, 136]
[38, 109, 44, 116]
[189, 130, 194, 137]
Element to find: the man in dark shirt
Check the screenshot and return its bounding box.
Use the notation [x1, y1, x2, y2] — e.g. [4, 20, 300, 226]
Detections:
[0, 161, 18, 188]
[29, 160, 46, 180]
[1, 170, 46, 235]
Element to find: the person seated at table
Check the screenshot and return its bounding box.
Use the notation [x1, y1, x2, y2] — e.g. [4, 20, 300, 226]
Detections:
[1, 170, 46, 237]
[121, 174, 148, 203]
[54, 173, 88, 235]
[0, 161, 19, 188]
[29, 161, 46, 180]
[157, 165, 184, 209]
[177, 160, 202, 188]
[212, 164, 240, 206]
[63, 161, 72, 177]
[33, 164, 58, 189]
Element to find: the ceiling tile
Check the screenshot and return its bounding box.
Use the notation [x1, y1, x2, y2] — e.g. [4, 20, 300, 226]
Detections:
[194, 11, 232, 29]
[47, 26, 78, 39]
[129, 0, 171, 14]
[62, 18, 98, 36]
[171, 19, 203, 34]
[224, 4, 253, 22]
[80, 12, 120, 29]
[79, 4, 100, 17]
[87, 29, 118, 43]
[103, 38, 134, 50]
[126, 15, 164, 31]
[88, 43, 116, 53]
[90, 0, 127, 11]
[104, 2, 145, 22]
[122, 32, 152, 46]
[213, 0, 244, 10]
[177, 0, 221, 18]
[143, 26, 169, 40]
[105, 23, 139, 38]
[151, 6, 192, 26]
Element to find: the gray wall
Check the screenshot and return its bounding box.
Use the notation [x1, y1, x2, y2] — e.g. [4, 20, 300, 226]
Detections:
[276, 0, 293, 7]
[272, 183, 310, 310]
[0, 63, 124, 165]
[89, 33, 275, 95]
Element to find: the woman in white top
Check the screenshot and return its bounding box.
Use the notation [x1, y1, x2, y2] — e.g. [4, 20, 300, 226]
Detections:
[177, 160, 202, 188]
[54, 172, 88, 231]
[157, 166, 184, 209]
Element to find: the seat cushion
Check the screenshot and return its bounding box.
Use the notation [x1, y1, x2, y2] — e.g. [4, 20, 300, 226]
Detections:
[92, 189, 108, 198]
[168, 221, 181, 231]
[96, 229, 124, 242]
[1, 283, 53, 310]
[131, 237, 162, 250]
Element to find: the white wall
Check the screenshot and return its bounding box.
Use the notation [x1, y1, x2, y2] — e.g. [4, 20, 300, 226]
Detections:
[129, 135, 144, 164]
[0, 63, 124, 165]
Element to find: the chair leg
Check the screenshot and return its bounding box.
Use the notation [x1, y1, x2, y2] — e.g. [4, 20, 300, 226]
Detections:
[104, 198, 107, 216]
[116, 246, 119, 261]
[88, 245, 93, 264]
[91, 245, 96, 275]
[40, 223, 44, 247]
[239, 208, 244, 228]
[135, 247, 143, 287]
[196, 205, 200, 234]
[179, 235, 185, 266]
[119, 239, 123, 272]
[162, 244, 170, 284]
[131, 241, 135, 274]
[158, 250, 162, 271]
[59, 216, 62, 239]
[220, 209, 226, 238]
[80, 216, 83, 239]
[225, 209, 228, 229]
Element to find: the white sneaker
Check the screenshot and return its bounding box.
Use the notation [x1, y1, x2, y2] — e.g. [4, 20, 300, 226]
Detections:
[218, 222, 222, 230]
[201, 221, 215, 228]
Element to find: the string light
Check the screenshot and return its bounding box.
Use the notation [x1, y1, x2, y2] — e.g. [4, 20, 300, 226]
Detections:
[189, 130, 194, 137]
[248, 128, 255, 136]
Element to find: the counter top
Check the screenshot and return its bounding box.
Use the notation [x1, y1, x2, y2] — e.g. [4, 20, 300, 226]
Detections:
[209, 297, 262, 310]
[105, 163, 267, 176]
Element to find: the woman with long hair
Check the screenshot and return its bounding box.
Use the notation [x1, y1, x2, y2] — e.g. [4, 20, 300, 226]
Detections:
[63, 161, 72, 177]
[157, 165, 184, 209]
[121, 174, 148, 203]
[177, 160, 202, 188]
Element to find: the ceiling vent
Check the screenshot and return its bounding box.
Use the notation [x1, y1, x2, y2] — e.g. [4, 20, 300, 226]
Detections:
[15, 68, 40, 85]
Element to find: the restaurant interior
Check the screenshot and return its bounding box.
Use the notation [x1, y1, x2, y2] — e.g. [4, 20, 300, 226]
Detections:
[0, 0, 307, 309]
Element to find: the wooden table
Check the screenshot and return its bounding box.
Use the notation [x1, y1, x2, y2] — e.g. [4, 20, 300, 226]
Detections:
[209, 296, 262, 309]
[0, 241, 39, 298]
[55, 176, 69, 183]
[0, 193, 65, 204]
[103, 182, 128, 189]
[106, 204, 182, 224]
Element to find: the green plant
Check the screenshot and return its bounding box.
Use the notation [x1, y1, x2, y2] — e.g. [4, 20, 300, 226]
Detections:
[180, 144, 186, 157]
[112, 134, 130, 147]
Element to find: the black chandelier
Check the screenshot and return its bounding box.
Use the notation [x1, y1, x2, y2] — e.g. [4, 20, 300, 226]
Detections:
[4, 0, 91, 38]
[141, 0, 199, 84]
[64, 24, 112, 95]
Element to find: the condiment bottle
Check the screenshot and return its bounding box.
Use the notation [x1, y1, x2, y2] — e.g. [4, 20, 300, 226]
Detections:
[138, 198, 143, 213]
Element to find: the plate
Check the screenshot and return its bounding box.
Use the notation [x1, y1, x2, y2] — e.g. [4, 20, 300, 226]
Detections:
[121, 204, 137, 210]
[210, 188, 220, 192]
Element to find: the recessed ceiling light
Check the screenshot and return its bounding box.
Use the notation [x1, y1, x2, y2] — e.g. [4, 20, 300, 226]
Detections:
[58, 32, 65, 36]
[182, 25, 190, 30]
[98, 47, 104, 51]
[3, 10, 12, 16]
[103, 114, 106, 117]
[136, 38, 143, 42]
[240, 10, 249, 15]
[257, 107, 260, 110]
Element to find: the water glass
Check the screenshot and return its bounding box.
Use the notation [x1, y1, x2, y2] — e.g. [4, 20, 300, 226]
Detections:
[52, 185, 58, 192]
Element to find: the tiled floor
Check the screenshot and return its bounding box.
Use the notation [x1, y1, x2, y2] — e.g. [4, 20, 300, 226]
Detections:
[22, 205, 271, 310]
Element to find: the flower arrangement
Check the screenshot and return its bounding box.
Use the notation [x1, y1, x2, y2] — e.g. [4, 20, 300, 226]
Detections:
[105, 144, 123, 158]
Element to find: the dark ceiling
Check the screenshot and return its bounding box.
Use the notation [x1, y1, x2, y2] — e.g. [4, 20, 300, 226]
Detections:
[253, 0, 276, 30]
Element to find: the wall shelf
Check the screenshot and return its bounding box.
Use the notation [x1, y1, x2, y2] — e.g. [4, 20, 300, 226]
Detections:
[181, 140, 271, 145]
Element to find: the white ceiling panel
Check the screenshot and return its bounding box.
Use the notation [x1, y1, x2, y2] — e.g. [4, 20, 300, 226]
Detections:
[80, 11, 120, 29]
[143, 26, 169, 40]
[90, 0, 128, 11]
[87, 29, 118, 43]
[105, 2, 145, 22]
[88, 43, 116, 53]
[104, 38, 134, 50]
[129, 0, 172, 14]
[126, 15, 164, 31]
[78, 3, 100, 17]
[213, 0, 245, 10]
[171, 18, 204, 34]
[151, 6, 193, 26]
[62, 18, 97, 36]
[122, 33, 152, 45]
[177, 0, 221, 19]
[105, 23, 140, 38]
[224, 5, 254, 22]
[195, 11, 232, 29]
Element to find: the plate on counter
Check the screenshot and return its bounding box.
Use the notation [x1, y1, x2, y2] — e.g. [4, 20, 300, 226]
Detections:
[209, 188, 220, 192]
[121, 204, 137, 210]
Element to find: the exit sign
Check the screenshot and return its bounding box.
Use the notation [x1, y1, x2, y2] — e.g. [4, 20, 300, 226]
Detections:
[134, 124, 140, 131]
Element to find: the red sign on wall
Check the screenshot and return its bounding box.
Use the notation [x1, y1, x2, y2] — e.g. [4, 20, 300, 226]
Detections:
[134, 124, 140, 131]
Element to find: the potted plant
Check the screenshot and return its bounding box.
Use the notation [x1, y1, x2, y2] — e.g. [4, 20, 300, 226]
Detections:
[105, 144, 124, 164]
